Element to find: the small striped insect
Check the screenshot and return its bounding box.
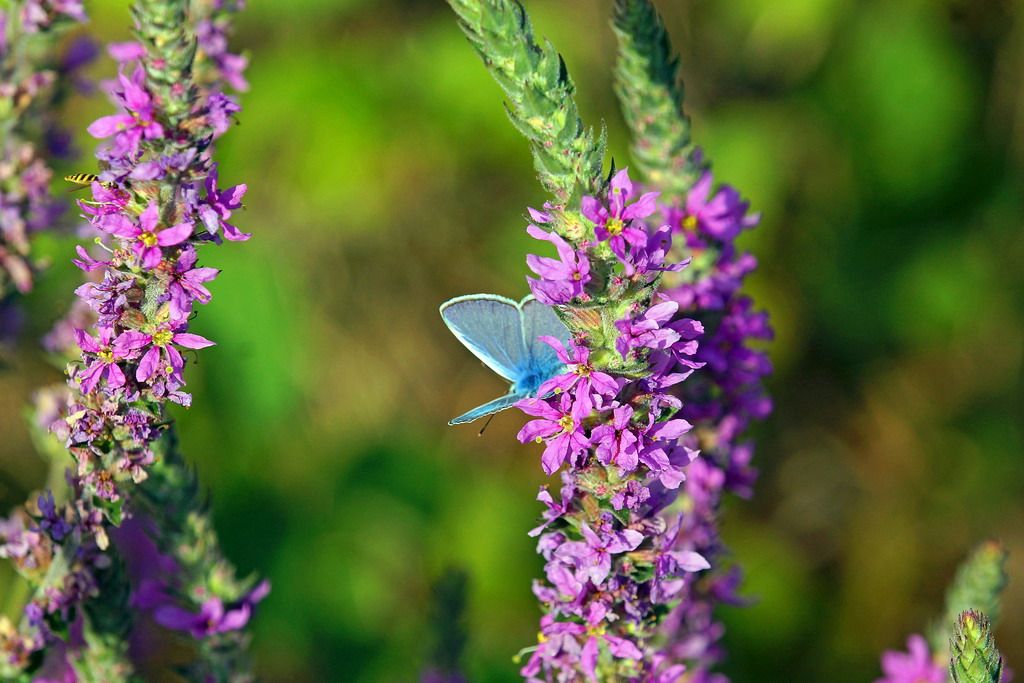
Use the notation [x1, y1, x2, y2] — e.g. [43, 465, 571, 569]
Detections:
[64, 173, 118, 191]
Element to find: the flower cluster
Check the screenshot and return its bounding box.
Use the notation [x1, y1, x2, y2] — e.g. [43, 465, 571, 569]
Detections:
[0, 1, 91, 340]
[511, 157, 772, 680]
[0, 0, 262, 675]
[517, 170, 719, 681]
[654, 163, 773, 675]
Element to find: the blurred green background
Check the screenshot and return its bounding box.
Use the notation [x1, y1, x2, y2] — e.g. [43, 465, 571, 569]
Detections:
[2, 0, 1023, 680]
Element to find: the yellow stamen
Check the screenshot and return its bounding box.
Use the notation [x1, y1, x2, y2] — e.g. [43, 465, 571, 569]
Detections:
[558, 415, 574, 432]
[606, 217, 625, 237]
[139, 231, 159, 247]
[682, 215, 698, 231]
[151, 329, 173, 346]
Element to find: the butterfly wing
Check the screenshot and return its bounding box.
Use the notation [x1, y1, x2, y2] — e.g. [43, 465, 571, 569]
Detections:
[440, 295, 530, 382]
[519, 296, 571, 380]
[449, 391, 525, 425]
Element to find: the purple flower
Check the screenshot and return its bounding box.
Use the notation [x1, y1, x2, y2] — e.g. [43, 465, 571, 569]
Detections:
[78, 181, 129, 217]
[71, 245, 111, 272]
[875, 635, 945, 683]
[98, 200, 192, 269]
[615, 301, 681, 360]
[637, 418, 694, 490]
[680, 171, 759, 242]
[107, 41, 145, 63]
[536, 336, 617, 411]
[73, 326, 137, 393]
[166, 245, 219, 322]
[199, 164, 249, 241]
[114, 325, 214, 384]
[35, 492, 72, 542]
[582, 169, 658, 263]
[517, 393, 590, 475]
[580, 632, 644, 681]
[154, 580, 270, 639]
[555, 522, 644, 586]
[87, 67, 164, 158]
[529, 481, 574, 537]
[206, 91, 242, 137]
[525, 224, 590, 305]
[591, 405, 640, 471]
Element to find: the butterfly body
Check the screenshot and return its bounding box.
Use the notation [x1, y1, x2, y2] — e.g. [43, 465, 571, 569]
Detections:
[440, 294, 569, 425]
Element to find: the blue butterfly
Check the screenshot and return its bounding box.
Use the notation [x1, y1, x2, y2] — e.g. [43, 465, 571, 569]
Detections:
[440, 294, 570, 425]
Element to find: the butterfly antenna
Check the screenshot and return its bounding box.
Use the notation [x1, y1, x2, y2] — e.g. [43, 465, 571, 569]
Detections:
[477, 413, 496, 437]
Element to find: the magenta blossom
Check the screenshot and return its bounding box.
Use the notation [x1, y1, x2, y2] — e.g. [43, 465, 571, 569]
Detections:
[71, 245, 111, 273]
[73, 326, 138, 393]
[615, 300, 682, 360]
[591, 405, 640, 471]
[154, 580, 270, 639]
[86, 67, 163, 157]
[98, 201, 192, 269]
[875, 634, 945, 683]
[637, 418, 694, 489]
[78, 181, 129, 217]
[555, 521, 644, 586]
[199, 163, 249, 241]
[525, 224, 591, 305]
[536, 336, 617, 412]
[166, 245, 219, 322]
[581, 169, 658, 263]
[114, 325, 214, 384]
[517, 393, 591, 475]
[680, 170, 760, 242]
